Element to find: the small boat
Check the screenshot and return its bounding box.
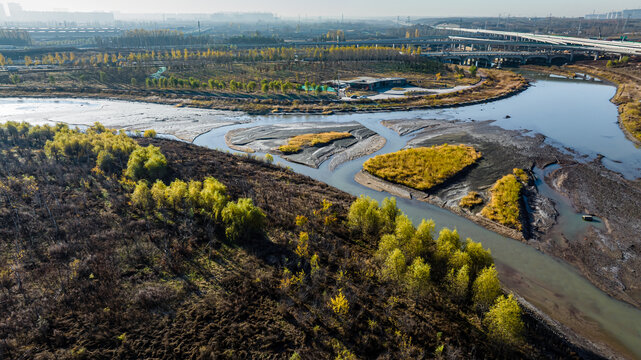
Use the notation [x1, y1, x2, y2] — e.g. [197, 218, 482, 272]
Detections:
[582, 215, 594, 222]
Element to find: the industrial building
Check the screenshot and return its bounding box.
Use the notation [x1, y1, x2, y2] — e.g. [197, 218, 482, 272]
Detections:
[0, 3, 114, 25]
[328, 77, 408, 91]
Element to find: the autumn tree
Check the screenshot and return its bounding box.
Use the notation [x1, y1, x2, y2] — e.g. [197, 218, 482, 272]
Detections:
[484, 294, 524, 345]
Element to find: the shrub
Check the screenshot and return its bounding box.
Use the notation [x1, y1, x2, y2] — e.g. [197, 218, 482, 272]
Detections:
[296, 232, 309, 258]
[96, 150, 116, 173]
[150, 180, 168, 208]
[480, 174, 523, 230]
[221, 198, 266, 241]
[469, 64, 478, 77]
[125, 145, 168, 181]
[186, 180, 203, 208]
[199, 177, 228, 219]
[483, 294, 524, 345]
[363, 144, 482, 191]
[410, 219, 435, 256]
[380, 197, 401, 233]
[131, 180, 153, 210]
[406, 257, 431, 293]
[143, 129, 157, 138]
[464, 239, 493, 276]
[512, 168, 528, 183]
[446, 264, 469, 301]
[448, 249, 471, 270]
[279, 132, 352, 154]
[329, 288, 349, 317]
[377, 234, 403, 260]
[435, 228, 461, 262]
[165, 179, 188, 210]
[347, 195, 382, 236]
[472, 265, 502, 311]
[264, 153, 274, 164]
[381, 248, 407, 281]
[278, 144, 301, 154]
[459, 191, 483, 208]
[394, 214, 415, 244]
[295, 215, 308, 227]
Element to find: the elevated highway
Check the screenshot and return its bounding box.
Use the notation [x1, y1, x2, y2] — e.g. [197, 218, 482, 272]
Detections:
[437, 26, 641, 56]
[421, 51, 573, 65]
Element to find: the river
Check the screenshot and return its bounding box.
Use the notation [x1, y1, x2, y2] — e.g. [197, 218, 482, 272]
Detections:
[1, 72, 640, 358]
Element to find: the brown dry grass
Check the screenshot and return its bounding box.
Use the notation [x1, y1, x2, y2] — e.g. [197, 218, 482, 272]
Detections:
[481, 173, 523, 231]
[363, 144, 481, 191]
[279, 131, 353, 154]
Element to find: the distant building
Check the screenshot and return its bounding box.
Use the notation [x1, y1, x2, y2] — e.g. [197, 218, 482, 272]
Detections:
[585, 9, 641, 20]
[210, 12, 277, 23]
[2, 3, 114, 25]
[328, 77, 408, 91]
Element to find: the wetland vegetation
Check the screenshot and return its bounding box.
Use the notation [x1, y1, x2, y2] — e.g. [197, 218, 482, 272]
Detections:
[363, 144, 482, 191]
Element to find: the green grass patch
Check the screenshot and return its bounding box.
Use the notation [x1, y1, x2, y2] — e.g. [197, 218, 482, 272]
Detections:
[279, 131, 353, 154]
[480, 174, 523, 231]
[363, 144, 482, 191]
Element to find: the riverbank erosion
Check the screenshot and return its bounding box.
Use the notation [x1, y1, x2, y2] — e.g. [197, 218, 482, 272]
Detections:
[358, 118, 641, 310]
[225, 122, 386, 168]
[0, 128, 601, 359]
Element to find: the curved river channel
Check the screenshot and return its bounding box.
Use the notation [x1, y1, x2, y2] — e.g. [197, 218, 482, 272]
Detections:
[1, 71, 640, 358]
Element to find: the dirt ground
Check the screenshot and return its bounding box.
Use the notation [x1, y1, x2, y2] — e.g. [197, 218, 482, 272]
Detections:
[0, 134, 601, 359]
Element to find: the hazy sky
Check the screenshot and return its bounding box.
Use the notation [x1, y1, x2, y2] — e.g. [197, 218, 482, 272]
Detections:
[4, 0, 641, 18]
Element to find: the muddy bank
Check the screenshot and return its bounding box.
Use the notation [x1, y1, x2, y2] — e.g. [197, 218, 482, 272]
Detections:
[375, 118, 641, 309]
[225, 122, 383, 168]
[546, 161, 641, 307]
[328, 135, 386, 171]
[0, 97, 247, 142]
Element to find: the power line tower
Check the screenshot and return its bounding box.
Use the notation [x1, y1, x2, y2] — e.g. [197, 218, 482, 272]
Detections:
[622, 14, 631, 35]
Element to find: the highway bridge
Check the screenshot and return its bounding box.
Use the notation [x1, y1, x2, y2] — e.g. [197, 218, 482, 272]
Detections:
[437, 26, 641, 56]
[421, 51, 573, 65]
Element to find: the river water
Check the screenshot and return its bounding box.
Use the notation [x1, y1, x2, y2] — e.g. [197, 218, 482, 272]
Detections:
[1, 72, 640, 358]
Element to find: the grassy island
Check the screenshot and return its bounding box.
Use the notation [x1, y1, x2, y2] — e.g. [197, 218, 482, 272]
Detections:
[481, 173, 524, 231]
[279, 131, 353, 154]
[363, 144, 482, 191]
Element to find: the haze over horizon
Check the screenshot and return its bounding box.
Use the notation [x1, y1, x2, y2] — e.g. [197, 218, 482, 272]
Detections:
[2, 0, 641, 18]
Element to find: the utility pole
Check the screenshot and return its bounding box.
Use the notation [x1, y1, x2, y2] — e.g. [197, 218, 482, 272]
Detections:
[547, 13, 552, 34]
